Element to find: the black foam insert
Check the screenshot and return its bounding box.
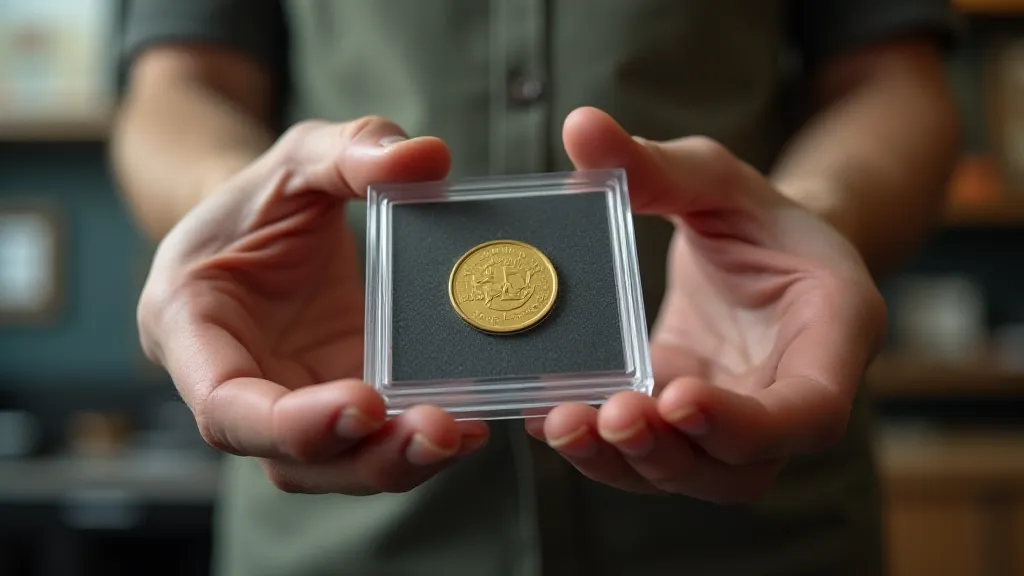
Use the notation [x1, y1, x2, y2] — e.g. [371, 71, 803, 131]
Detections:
[390, 192, 625, 382]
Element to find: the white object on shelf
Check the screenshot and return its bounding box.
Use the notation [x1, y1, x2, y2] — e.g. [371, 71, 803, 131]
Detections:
[892, 275, 988, 362]
[0, 410, 40, 458]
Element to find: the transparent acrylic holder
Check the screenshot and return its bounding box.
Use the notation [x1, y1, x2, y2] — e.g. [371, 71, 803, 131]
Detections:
[364, 169, 653, 420]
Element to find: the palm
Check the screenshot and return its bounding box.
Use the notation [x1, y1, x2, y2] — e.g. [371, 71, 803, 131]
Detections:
[650, 231, 805, 397]
[185, 198, 365, 390]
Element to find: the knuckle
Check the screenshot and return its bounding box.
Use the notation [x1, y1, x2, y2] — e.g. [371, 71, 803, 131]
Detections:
[686, 135, 729, 159]
[272, 115, 404, 179]
[194, 407, 233, 455]
[279, 119, 328, 146]
[342, 114, 404, 143]
[192, 389, 242, 457]
[684, 136, 735, 177]
[273, 121, 324, 167]
[346, 114, 386, 133]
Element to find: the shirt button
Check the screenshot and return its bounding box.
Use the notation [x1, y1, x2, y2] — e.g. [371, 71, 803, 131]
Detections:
[508, 73, 543, 105]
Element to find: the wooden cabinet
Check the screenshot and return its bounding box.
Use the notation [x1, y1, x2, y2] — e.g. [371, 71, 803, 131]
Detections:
[1012, 504, 1024, 575]
[886, 500, 988, 576]
[879, 431, 1024, 576]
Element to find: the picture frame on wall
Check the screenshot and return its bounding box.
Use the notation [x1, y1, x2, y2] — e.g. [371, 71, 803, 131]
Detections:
[0, 0, 117, 122]
[0, 200, 65, 325]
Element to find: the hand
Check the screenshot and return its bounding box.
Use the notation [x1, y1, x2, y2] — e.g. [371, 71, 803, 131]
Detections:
[528, 108, 887, 503]
[139, 117, 489, 495]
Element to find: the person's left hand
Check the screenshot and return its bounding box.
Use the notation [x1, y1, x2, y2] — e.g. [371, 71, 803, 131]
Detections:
[526, 108, 887, 503]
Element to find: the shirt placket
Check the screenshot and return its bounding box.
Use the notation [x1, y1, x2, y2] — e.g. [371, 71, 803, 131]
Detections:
[490, 3, 582, 575]
[488, 0, 549, 176]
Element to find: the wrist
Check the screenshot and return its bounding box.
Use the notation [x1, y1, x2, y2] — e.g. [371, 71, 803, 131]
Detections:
[773, 177, 904, 280]
[773, 178, 862, 246]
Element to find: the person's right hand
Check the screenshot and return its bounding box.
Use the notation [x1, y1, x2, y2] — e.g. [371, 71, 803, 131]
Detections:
[138, 117, 490, 495]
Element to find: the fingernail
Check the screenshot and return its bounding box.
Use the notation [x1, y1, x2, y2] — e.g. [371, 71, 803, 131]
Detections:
[524, 419, 545, 441]
[457, 434, 489, 456]
[600, 420, 653, 457]
[406, 433, 456, 466]
[379, 135, 407, 147]
[548, 426, 598, 458]
[335, 407, 382, 439]
[666, 407, 709, 436]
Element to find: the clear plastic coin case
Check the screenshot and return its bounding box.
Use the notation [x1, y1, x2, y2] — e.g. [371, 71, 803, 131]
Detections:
[364, 169, 653, 420]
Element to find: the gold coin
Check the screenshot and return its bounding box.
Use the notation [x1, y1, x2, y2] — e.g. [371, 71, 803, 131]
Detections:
[449, 240, 558, 334]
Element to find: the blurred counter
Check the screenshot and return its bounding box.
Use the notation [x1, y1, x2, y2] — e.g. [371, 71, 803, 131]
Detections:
[0, 451, 220, 505]
[878, 428, 1024, 576]
[0, 451, 219, 576]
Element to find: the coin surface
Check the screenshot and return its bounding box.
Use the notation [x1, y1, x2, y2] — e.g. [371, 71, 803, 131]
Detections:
[449, 240, 558, 334]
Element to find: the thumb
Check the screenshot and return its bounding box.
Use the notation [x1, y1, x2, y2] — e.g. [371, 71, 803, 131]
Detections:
[277, 116, 452, 199]
[562, 107, 750, 218]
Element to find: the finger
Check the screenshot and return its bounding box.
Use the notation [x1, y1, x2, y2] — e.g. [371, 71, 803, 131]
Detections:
[596, 391, 781, 502]
[455, 420, 491, 456]
[262, 405, 475, 494]
[522, 406, 553, 441]
[283, 116, 452, 198]
[543, 403, 656, 494]
[596, 392, 695, 492]
[656, 374, 849, 466]
[157, 310, 385, 460]
[561, 106, 760, 222]
[199, 376, 387, 461]
[524, 417, 546, 442]
[648, 341, 710, 394]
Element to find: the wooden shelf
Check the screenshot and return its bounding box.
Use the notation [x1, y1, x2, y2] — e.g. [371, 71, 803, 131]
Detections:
[944, 200, 1024, 226]
[868, 354, 1024, 399]
[955, 0, 1024, 14]
[0, 113, 111, 142]
[879, 429, 1024, 576]
[878, 429, 1024, 495]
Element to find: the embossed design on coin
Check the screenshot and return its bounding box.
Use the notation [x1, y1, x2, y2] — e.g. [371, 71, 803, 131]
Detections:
[449, 240, 558, 334]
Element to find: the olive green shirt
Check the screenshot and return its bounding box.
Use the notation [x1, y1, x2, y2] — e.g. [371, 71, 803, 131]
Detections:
[122, 2, 953, 574]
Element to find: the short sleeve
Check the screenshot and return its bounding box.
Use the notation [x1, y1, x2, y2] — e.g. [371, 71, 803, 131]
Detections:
[792, 0, 959, 69]
[120, 0, 287, 73]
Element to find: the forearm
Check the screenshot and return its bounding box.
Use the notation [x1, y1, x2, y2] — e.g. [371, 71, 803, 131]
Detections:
[111, 60, 276, 239]
[770, 43, 959, 278]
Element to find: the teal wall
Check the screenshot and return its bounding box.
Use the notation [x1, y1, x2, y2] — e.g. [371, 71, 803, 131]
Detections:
[0, 142, 155, 385]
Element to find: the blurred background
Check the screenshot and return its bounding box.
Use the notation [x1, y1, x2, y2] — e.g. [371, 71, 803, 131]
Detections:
[1, 0, 1023, 575]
